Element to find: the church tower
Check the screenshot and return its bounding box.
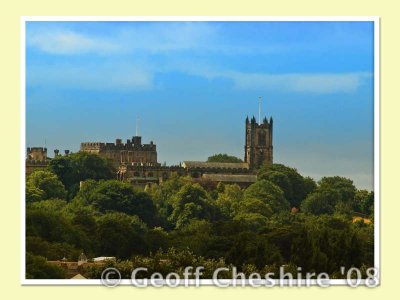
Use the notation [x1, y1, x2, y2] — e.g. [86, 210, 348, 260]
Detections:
[244, 115, 273, 170]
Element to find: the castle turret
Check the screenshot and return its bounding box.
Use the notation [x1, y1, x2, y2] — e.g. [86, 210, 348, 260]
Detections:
[132, 136, 142, 146]
[27, 147, 48, 161]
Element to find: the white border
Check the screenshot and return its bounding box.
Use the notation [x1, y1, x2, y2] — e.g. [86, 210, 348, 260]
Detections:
[20, 16, 380, 286]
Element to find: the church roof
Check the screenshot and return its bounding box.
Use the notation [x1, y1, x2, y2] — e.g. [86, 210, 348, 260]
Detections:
[182, 161, 250, 170]
[202, 173, 257, 183]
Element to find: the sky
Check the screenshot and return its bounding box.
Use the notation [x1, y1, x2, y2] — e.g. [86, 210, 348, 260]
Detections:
[25, 21, 375, 190]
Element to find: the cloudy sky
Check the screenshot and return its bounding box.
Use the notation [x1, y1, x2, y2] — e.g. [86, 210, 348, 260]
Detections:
[25, 21, 375, 190]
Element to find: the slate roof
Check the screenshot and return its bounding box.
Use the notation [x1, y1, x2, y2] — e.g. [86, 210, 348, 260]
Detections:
[182, 161, 249, 170]
[202, 173, 257, 183]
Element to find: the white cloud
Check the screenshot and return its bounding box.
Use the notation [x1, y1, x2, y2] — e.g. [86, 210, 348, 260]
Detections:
[164, 62, 372, 94]
[27, 63, 153, 90]
[28, 30, 120, 55]
[227, 71, 372, 93]
[27, 23, 283, 56]
[26, 24, 372, 94]
[27, 23, 218, 55]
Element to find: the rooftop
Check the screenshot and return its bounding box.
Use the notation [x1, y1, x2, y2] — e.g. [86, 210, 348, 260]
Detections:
[182, 161, 249, 170]
[202, 173, 257, 183]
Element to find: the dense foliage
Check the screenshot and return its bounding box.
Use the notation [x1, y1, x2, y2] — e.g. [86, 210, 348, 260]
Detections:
[207, 153, 243, 163]
[25, 154, 374, 279]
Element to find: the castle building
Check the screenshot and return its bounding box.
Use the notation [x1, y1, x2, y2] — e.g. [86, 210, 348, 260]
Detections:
[80, 136, 158, 168]
[26, 115, 273, 188]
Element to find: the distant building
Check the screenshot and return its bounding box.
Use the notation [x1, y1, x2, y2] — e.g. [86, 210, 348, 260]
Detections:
[117, 115, 273, 188]
[245, 116, 273, 169]
[25, 148, 70, 176]
[25, 147, 49, 175]
[80, 136, 158, 168]
[26, 115, 273, 188]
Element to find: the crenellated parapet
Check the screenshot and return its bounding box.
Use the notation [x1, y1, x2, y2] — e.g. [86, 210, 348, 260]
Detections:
[27, 147, 48, 162]
[81, 137, 156, 152]
[80, 135, 158, 167]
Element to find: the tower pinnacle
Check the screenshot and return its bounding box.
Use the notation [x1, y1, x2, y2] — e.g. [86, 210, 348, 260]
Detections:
[136, 117, 140, 136]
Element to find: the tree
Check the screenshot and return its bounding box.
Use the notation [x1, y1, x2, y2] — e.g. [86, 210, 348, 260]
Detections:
[77, 180, 158, 226]
[318, 176, 356, 204]
[301, 189, 341, 215]
[215, 184, 243, 217]
[96, 212, 147, 258]
[26, 170, 67, 201]
[244, 179, 289, 212]
[207, 153, 243, 163]
[259, 170, 293, 202]
[26, 184, 45, 203]
[26, 253, 66, 279]
[48, 152, 115, 198]
[170, 220, 213, 256]
[169, 183, 217, 228]
[233, 212, 269, 232]
[353, 190, 374, 215]
[236, 198, 273, 217]
[146, 227, 170, 253]
[291, 215, 366, 274]
[26, 236, 80, 261]
[26, 203, 92, 254]
[28, 198, 68, 211]
[226, 232, 283, 268]
[147, 173, 191, 228]
[258, 164, 316, 208]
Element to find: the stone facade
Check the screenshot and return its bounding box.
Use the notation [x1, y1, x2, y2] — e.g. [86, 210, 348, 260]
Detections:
[27, 147, 48, 161]
[80, 136, 158, 168]
[26, 147, 49, 175]
[245, 116, 273, 169]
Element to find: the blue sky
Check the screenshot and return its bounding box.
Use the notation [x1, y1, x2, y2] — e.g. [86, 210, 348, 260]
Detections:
[25, 21, 375, 190]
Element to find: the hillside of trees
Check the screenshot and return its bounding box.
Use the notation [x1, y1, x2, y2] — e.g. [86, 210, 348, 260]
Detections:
[25, 152, 374, 279]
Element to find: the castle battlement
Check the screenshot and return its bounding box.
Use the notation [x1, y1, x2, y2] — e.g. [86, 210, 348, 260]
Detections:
[80, 135, 157, 167]
[80, 137, 156, 152]
[27, 147, 48, 162]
